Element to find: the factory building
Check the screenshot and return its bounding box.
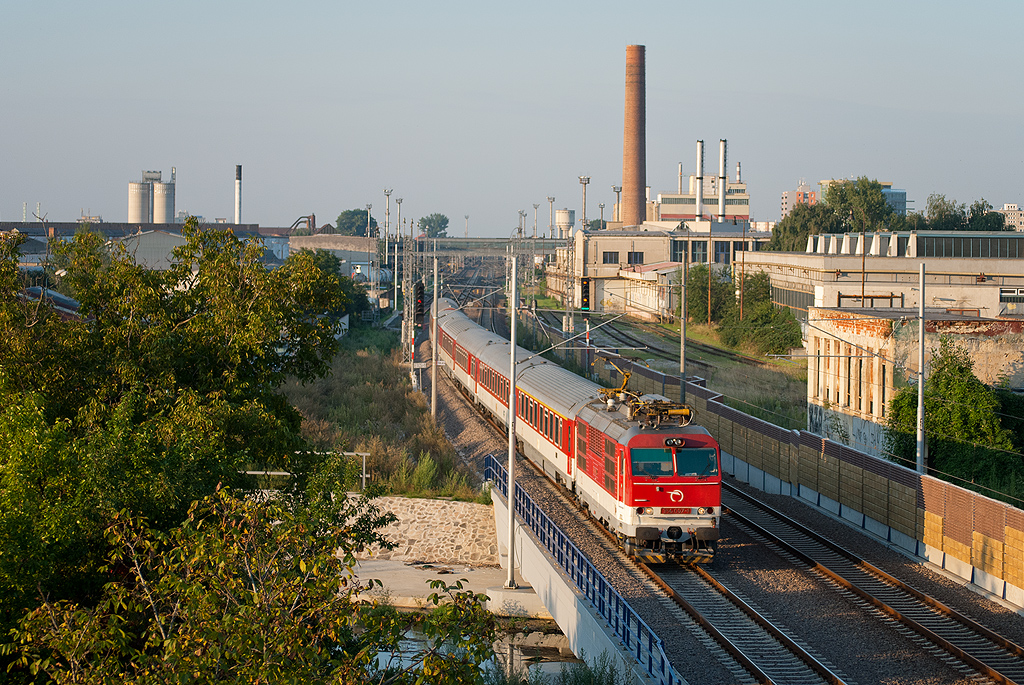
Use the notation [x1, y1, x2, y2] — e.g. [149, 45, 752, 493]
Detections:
[652, 141, 750, 224]
[546, 222, 772, 321]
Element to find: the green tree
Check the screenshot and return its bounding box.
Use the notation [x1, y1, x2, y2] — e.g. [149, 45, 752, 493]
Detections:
[336, 208, 378, 237]
[420, 213, 449, 238]
[823, 177, 896, 232]
[587, 218, 607, 231]
[967, 199, 1008, 231]
[924, 194, 967, 231]
[0, 220, 345, 639]
[298, 248, 370, 316]
[886, 337, 1023, 501]
[720, 272, 802, 355]
[685, 263, 734, 325]
[766, 203, 845, 251]
[5, 486, 499, 684]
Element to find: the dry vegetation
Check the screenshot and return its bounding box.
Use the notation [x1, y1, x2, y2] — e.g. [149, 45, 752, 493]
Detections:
[282, 327, 486, 501]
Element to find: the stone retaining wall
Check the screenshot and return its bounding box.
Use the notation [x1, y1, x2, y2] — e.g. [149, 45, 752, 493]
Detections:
[355, 496, 499, 566]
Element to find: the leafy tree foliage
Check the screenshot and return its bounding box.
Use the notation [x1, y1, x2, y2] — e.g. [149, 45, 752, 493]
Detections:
[719, 273, 802, 355]
[823, 177, 896, 232]
[587, 218, 607, 231]
[298, 248, 370, 315]
[5, 486, 499, 684]
[336, 208, 378, 236]
[923, 194, 1008, 232]
[766, 203, 846, 251]
[420, 213, 449, 238]
[886, 337, 1024, 502]
[0, 220, 344, 638]
[684, 263, 734, 324]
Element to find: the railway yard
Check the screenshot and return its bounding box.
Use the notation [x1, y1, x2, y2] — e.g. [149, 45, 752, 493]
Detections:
[422, 262, 1024, 685]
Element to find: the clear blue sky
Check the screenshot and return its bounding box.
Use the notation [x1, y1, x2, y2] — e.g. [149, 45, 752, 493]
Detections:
[2, 1, 1021, 235]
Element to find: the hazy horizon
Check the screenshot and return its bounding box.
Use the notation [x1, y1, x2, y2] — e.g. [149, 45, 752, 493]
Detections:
[3, 1, 1021, 236]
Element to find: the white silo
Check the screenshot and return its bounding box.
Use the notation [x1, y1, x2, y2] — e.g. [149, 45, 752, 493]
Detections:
[153, 168, 175, 224]
[128, 181, 151, 224]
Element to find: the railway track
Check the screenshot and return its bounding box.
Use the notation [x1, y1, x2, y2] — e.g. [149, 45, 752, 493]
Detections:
[723, 483, 1024, 685]
[442, 350, 853, 682]
[649, 563, 851, 685]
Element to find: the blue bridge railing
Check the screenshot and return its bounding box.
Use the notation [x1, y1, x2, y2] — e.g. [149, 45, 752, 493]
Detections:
[485, 455, 684, 685]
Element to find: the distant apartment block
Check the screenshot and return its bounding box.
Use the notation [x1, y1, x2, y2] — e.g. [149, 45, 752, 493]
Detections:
[996, 203, 1024, 231]
[780, 181, 817, 218]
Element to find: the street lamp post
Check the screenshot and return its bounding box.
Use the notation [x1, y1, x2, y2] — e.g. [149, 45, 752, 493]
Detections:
[547, 197, 555, 238]
[579, 176, 590, 229]
[532, 203, 540, 286]
[598, 203, 605, 228]
[612, 185, 622, 223]
[395, 198, 403, 313]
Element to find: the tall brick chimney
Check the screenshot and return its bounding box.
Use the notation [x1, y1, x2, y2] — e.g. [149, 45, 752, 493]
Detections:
[621, 45, 646, 227]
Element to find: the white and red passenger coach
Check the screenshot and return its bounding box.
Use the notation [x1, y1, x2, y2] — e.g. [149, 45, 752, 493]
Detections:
[433, 297, 721, 562]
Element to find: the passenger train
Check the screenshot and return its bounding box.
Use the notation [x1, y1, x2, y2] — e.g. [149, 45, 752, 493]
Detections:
[433, 297, 721, 562]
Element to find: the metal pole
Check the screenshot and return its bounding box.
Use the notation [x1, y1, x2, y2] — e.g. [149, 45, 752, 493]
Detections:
[362, 453, 367, 491]
[680, 253, 687, 404]
[431, 240, 438, 419]
[505, 252, 519, 590]
[740, 221, 746, 320]
[547, 197, 555, 238]
[916, 262, 926, 474]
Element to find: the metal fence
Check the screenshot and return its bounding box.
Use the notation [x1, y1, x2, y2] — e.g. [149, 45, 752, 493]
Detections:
[485, 455, 684, 685]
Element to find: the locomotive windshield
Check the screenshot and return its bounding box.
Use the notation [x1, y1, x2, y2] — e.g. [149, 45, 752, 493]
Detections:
[631, 447, 718, 478]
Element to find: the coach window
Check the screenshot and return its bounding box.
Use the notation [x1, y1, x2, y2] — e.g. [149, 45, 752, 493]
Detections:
[577, 425, 587, 470]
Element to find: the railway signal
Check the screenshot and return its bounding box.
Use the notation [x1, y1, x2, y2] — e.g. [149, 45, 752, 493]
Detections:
[414, 281, 425, 323]
[580, 277, 591, 311]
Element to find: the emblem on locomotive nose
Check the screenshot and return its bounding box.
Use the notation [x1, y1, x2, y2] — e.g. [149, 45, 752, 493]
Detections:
[669, 489, 684, 502]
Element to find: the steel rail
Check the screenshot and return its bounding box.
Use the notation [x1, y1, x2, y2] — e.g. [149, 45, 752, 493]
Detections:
[723, 483, 1024, 685]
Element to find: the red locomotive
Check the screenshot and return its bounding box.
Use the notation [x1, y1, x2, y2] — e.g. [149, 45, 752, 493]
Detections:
[434, 298, 721, 562]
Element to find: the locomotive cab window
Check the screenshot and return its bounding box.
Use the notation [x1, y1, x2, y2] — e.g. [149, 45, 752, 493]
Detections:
[675, 448, 718, 477]
[630, 448, 674, 478]
[630, 447, 718, 478]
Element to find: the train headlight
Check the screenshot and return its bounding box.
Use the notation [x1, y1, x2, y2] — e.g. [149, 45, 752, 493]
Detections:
[637, 507, 654, 515]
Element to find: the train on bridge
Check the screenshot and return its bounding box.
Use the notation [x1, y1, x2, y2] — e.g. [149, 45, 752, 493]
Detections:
[434, 297, 721, 562]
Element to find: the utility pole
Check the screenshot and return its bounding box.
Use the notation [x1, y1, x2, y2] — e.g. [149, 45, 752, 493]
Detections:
[740, 220, 746, 320]
[680, 252, 687, 405]
[505, 250, 519, 590]
[916, 263, 926, 474]
[431, 240, 438, 419]
[532, 203, 539, 287]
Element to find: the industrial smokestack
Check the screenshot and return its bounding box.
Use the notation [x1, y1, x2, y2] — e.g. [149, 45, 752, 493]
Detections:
[717, 139, 727, 222]
[678, 163, 683, 194]
[621, 45, 646, 227]
[695, 140, 704, 221]
[234, 165, 242, 224]
[736, 161, 742, 183]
